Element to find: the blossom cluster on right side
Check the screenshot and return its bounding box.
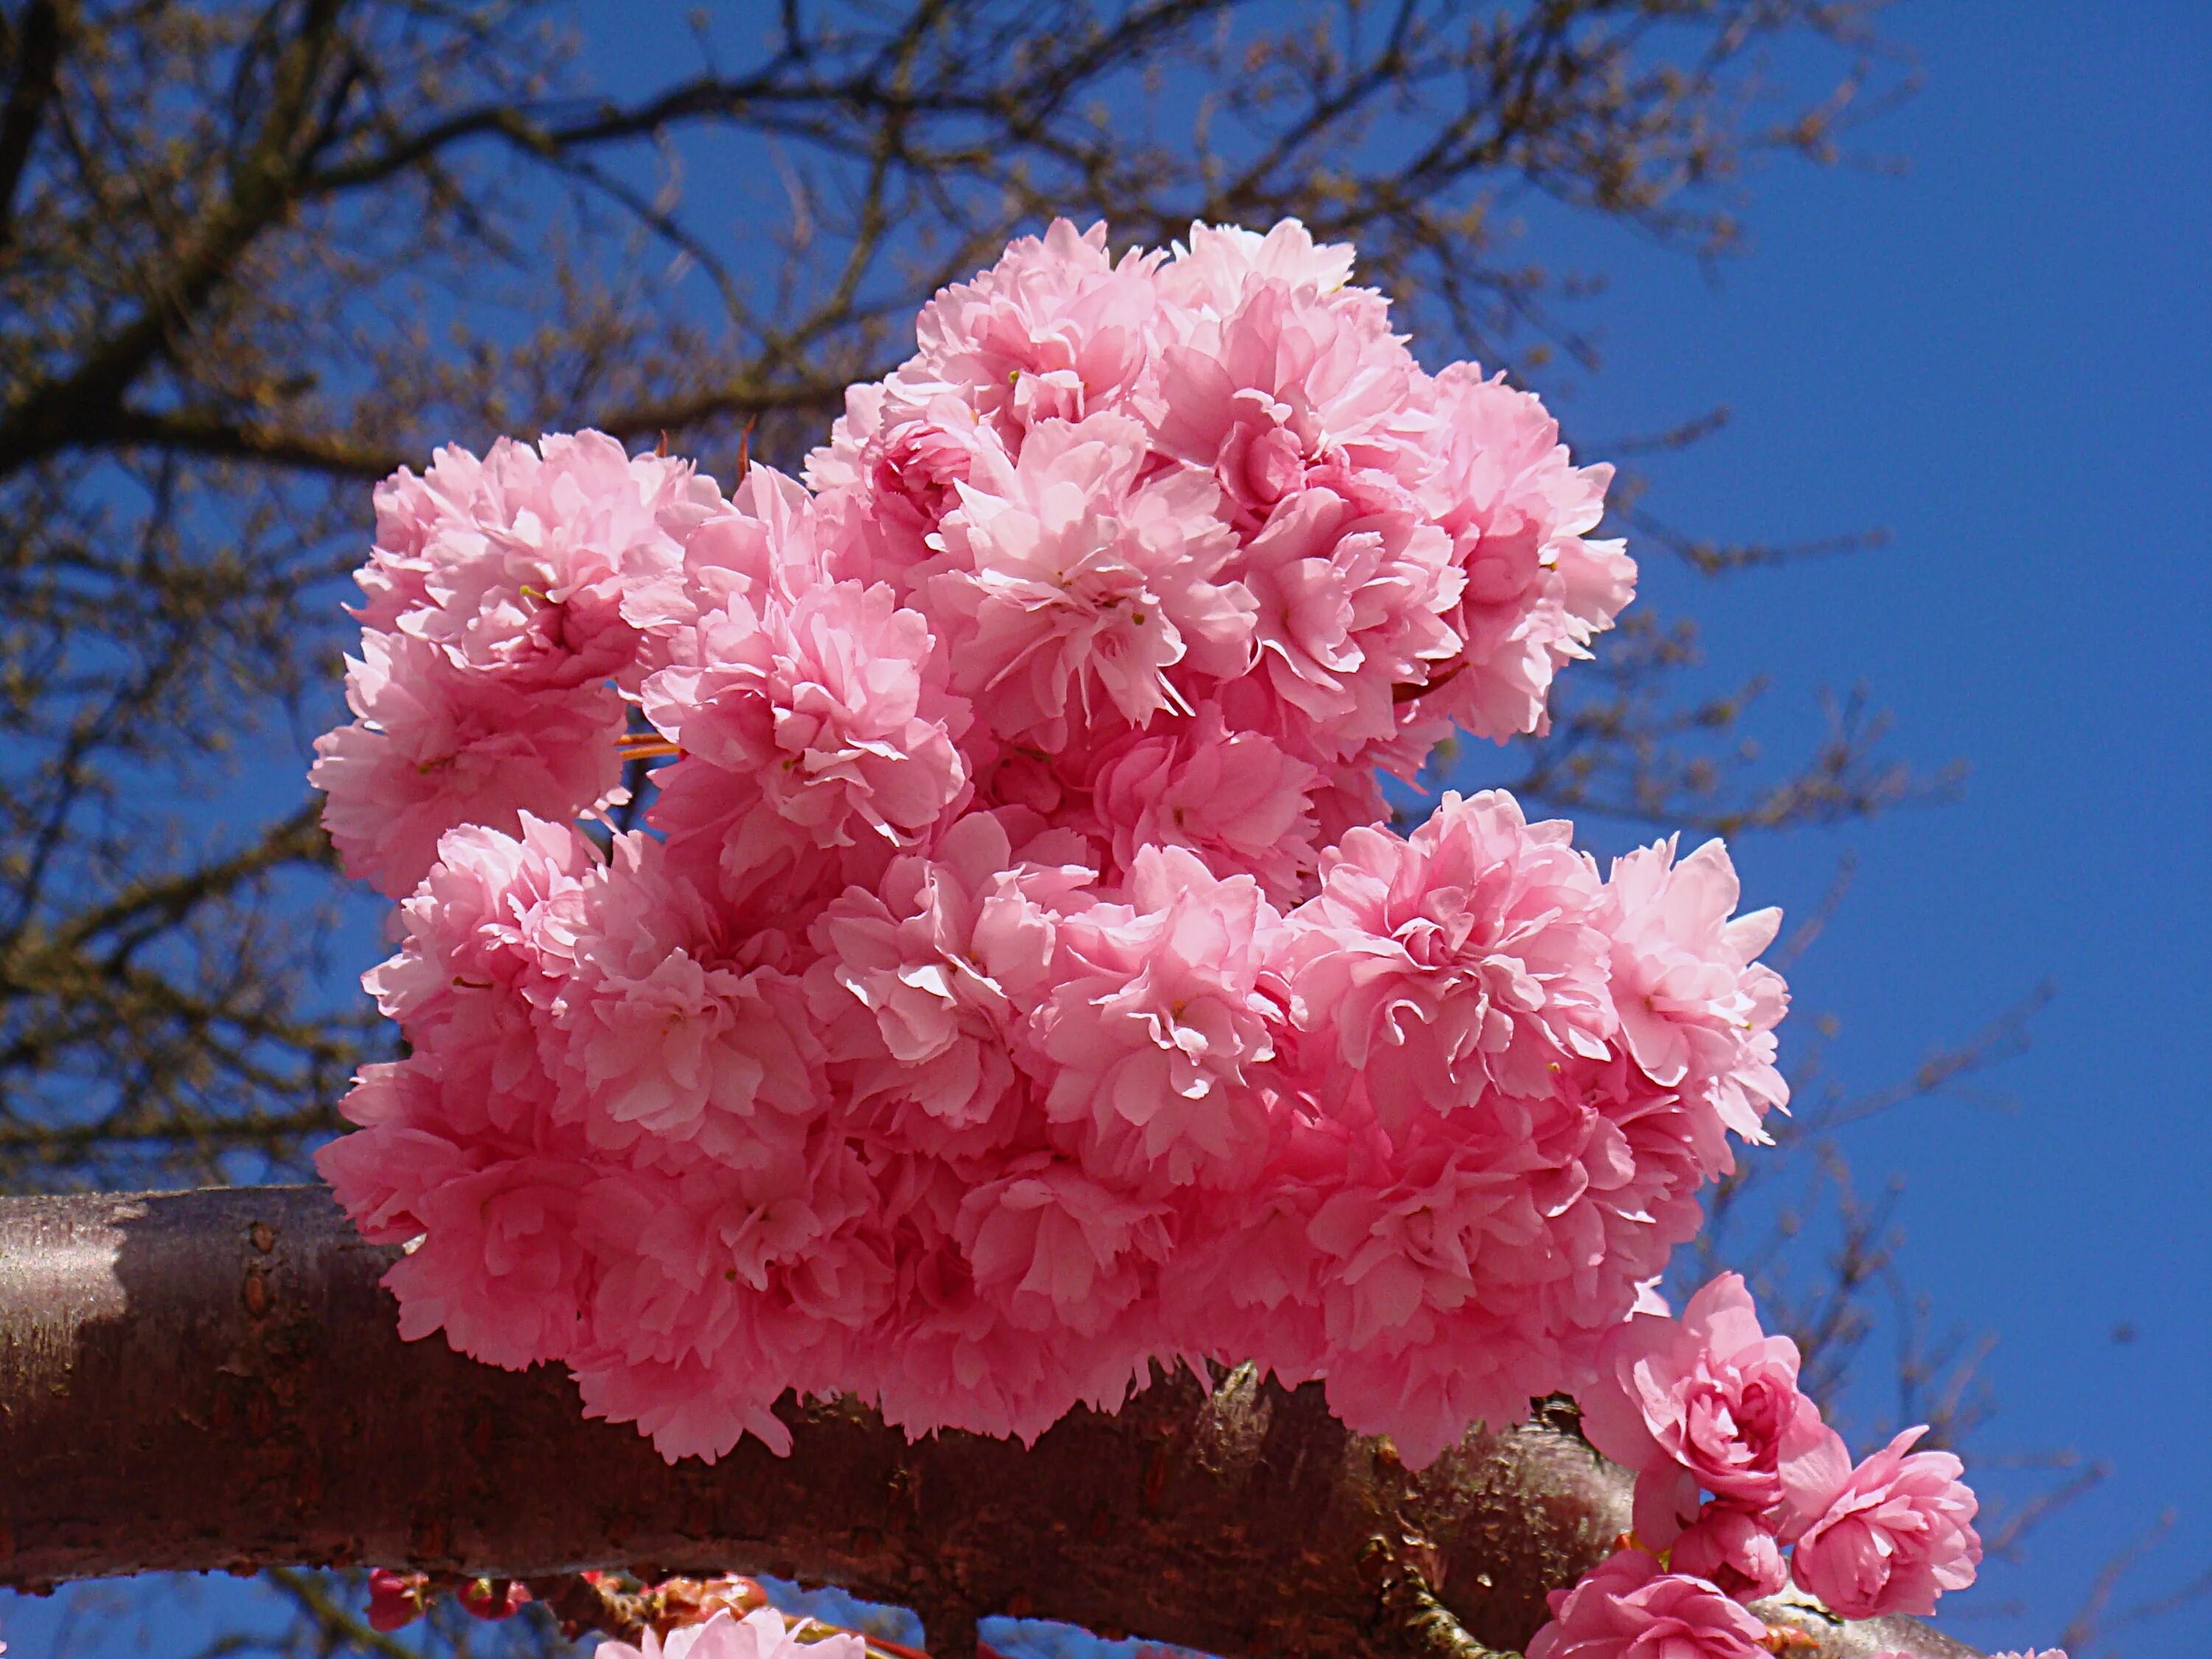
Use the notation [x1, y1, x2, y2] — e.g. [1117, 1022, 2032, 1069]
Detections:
[1528, 1273, 1990, 1658]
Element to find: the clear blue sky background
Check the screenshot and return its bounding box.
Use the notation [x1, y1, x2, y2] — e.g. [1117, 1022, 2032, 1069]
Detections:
[5, 2, 2208, 1654]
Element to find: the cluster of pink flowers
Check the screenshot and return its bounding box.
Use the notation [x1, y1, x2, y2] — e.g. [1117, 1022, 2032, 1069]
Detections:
[313, 219, 1790, 1468]
[1528, 1274, 1986, 1656]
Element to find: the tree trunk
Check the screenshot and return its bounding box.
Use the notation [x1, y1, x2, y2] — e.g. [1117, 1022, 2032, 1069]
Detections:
[0, 1188, 1973, 1659]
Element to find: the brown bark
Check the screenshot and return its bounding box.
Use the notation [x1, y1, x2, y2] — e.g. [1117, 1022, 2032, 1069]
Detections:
[0, 1187, 1972, 1659]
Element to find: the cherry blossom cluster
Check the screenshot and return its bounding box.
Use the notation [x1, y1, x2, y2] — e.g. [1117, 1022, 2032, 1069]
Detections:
[313, 218, 1789, 1468]
[1526, 1274, 1991, 1658]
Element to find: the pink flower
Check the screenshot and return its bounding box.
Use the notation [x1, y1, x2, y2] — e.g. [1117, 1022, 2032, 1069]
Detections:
[310, 630, 625, 897]
[959, 1155, 1173, 1338]
[1668, 1505, 1788, 1602]
[1032, 846, 1284, 1189]
[807, 388, 995, 588]
[1526, 1549, 1767, 1659]
[1284, 790, 1614, 1130]
[1784, 1424, 1982, 1618]
[1085, 706, 1321, 904]
[359, 431, 716, 692]
[567, 1150, 889, 1461]
[1231, 485, 1461, 764]
[897, 218, 1161, 436]
[1152, 274, 1428, 532]
[594, 1607, 867, 1659]
[1304, 1080, 1703, 1467]
[804, 810, 1032, 1156]
[927, 412, 1253, 745]
[540, 835, 827, 1175]
[380, 1155, 596, 1370]
[1578, 1271, 1825, 1546]
[310, 223, 1802, 1475]
[1605, 838, 1791, 1147]
[1158, 219, 1360, 316]
[314, 1062, 483, 1244]
[641, 573, 970, 905]
[1414, 364, 1635, 741]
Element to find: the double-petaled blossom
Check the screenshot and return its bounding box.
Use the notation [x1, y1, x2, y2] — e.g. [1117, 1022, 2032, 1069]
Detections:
[1415, 364, 1636, 741]
[1031, 846, 1284, 1189]
[804, 811, 1034, 1155]
[311, 630, 626, 898]
[644, 574, 970, 902]
[593, 1608, 866, 1659]
[1284, 791, 1615, 1129]
[1605, 839, 1791, 1151]
[1230, 484, 1461, 764]
[1666, 1504, 1790, 1603]
[1578, 1271, 1826, 1546]
[926, 413, 1254, 746]
[1084, 706, 1321, 905]
[358, 431, 715, 687]
[1783, 1422, 1983, 1618]
[1526, 1550, 1768, 1659]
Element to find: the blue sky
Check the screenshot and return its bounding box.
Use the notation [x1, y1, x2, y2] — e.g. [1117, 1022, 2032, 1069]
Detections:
[1498, 2, 2211, 1648]
[6, 1, 2208, 1654]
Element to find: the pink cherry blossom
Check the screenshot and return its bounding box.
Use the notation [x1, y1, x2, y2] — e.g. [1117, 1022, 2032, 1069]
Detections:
[310, 629, 625, 897]
[1085, 706, 1321, 904]
[1284, 790, 1614, 1130]
[1231, 484, 1461, 764]
[1527, 1550, 1768, 1659]
[807, 387, 995, 589]
[1152, 275, 1428, 531]
[1605, 838, 1792, 1147]
[1031, 846, 1284, 1189]
[566, 1150, 889, 1462]
[804, 810, 1032, 1156]
[1668, 1504, 1788, 1602]
[380, 1154, 596, 1371]
[593, 1607, 867, 1659]
[1413, 364, 1635, 741]
[1158, 218, 1360, 316]
[306, 223, 1827, 1475]
[538, 834, 827, 1174]
[927, 412, 1253, 745]
[897, 218, 1161, 437]
[358, 431, 716, 692]
[1577, 1270, 1824, 1546]
[1304, 1077, 1707, 1467]
[1784, 1424, 1982, 1618]
[641, 571, 970, 905]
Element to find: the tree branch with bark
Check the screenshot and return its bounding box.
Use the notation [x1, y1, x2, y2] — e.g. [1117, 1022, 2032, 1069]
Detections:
[0, 1187, 1973, 1659]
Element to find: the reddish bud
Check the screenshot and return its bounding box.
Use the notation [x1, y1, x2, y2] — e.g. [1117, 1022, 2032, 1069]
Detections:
[368, 1568, 431, 1632]
[459, 1576, 532, 1621]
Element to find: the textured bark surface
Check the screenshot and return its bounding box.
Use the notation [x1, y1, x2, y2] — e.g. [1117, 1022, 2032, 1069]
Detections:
[0, 1188, 1976, 1659]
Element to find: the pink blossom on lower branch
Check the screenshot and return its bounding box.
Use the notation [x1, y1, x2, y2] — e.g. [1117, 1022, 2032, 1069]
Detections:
[1784, 1424, 1982, 1618]
[594, 1607, 867, 1659]
[1577, 1271, 1824, 1545]
[1666, 1504, 1787, 1603]
[1526, 1550, 1767, 1659]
